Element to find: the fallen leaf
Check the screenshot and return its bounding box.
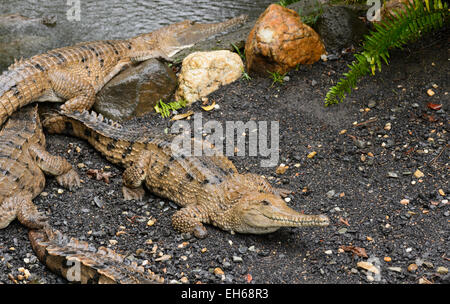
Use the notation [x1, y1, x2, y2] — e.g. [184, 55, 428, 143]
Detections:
[201, 101, 216, 111]
[422, 113, 438, 122]
[357, 261, 379, 274]
[427, 102, 442, 110]
[341, 245, 368, 258]
[339, 217, 350, 226]
[87, 169, 113, 184]
[246, 273, 253, 283]
[171, 110, 194, 121]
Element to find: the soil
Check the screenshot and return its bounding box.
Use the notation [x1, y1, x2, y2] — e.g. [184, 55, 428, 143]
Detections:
[0, 27, 448, 285]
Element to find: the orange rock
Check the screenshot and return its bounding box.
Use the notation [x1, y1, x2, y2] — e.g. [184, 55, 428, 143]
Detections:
[245, 4, 325, 75]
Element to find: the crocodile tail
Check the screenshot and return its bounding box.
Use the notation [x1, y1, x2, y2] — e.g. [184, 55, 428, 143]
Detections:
[29, 226, 163, 284]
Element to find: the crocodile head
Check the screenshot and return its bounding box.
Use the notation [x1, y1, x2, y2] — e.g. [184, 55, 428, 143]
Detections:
[227, 192, 329, 234]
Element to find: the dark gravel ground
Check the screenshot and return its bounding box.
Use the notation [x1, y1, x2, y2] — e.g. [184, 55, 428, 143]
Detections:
[0, 27, 448, 285]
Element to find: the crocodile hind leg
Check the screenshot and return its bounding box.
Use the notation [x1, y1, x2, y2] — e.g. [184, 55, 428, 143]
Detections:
[0, 193, 47, 229]
[47, 69, 96, 113]
[122, 150, 152, 201]
[28, 144, 80, 191]
[172, 206, 208, 238]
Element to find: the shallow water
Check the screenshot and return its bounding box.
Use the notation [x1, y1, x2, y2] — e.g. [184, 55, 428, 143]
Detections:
[0, 0, 273, 41]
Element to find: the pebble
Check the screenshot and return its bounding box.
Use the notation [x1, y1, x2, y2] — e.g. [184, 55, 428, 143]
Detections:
[109, 240, 118, 245]
[338, 228, 347, 234]
[413, 169, 424, 178]
[400, 199, 410, 206]
[238, 246, 248, 254]
[407, 263, 418, 272]
[357, 261, 379, 274]
[155, 254, 171, 262]
[311, 79, 317, 86]
[324, 250, 333, 255]
[412, 103, 419, 108]
[388, 267, 402, 273]
[214, 267, 225, 276]
[326, 190, 335, 199]
[387, 172, 399, 178]
[233, 256, 243, 263]
[57, 189, 64, 194]
[384, 122, 392, 131]
[180, 277, 189, 283]
[368, 100, 377, 108]
[437, 266, 448, 275]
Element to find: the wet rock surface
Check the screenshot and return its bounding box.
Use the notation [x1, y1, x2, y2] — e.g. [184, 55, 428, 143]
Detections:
[313, 5, 369, 52]
[0, 25, 448, 284]
[94, 59, 178, 121]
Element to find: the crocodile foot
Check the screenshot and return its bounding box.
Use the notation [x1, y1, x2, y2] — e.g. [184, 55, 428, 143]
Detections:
[56, 168, 81, 191]
[122, 186, 146, 201]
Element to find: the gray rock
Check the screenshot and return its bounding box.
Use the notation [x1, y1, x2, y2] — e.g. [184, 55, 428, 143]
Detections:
[313, 5, 369, 52]
[95, 59, 177, 121]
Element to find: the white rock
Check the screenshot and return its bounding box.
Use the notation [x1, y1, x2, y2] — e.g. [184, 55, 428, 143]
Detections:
[175, 50, 244, 104]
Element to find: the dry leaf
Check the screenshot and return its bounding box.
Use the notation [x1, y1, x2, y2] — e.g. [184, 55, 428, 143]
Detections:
[340, 245, 368, 258]
[246, 273, 252, 283]
[427, 102, 442, 110]
[87, 169, 113, 184]
[201, 101, 216, 111]
[171, 110, 194, 121]
[339, 217, 350, 226]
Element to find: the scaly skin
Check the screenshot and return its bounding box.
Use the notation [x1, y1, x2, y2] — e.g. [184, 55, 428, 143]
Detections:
[0, 105, 161, 284]
[0, 15, 248, 127]
[43, 110, 330, 238]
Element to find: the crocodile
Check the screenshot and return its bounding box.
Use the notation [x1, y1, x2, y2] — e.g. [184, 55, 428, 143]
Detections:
[42, 110, 330, 238]
[0, 14, 248, 127]
[0, 105, 162, 283]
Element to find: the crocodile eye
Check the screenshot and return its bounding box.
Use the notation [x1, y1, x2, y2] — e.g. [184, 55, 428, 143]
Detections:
[260, 200, 270, 206]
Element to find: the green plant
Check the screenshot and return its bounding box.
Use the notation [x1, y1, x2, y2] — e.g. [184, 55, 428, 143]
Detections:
[241, 67, 252, 81]
[231, 42, 246, 61]
[268, 70, 287, 87]
[325, 0, 448, 106]
[298, 2, 324, 26]
[278, 0, 300, 7]
[154, 99, 188, 118]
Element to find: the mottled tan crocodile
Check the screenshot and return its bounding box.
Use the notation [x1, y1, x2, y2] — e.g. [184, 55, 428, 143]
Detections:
[43, 110, 330, 238]
[0, 105, 161, 283]
[0, 15, 248, 127]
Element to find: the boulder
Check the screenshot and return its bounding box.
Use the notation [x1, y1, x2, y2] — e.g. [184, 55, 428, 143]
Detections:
[244, 4, 325, 75]
[94, 59, 177, 121]
[175, 50, 243, 104]
[313, 5, 369, 52]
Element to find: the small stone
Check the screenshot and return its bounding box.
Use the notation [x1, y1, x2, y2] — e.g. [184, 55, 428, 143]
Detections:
[109, 240, 118, 245]
[283, 76, 290, 82]
[368, 100, 377, 108]
[407, 263, 418, 272]
[77, 163, 85, 168]
[326, 190, 335, 199]
[307, 151, 317, 159]
[405, 247, 413, 253]
[233, 256, 243, 262]
[311, 79, 317, 86]
[422, 261, 434, 268]
[214, 267, 225, 276]
[427, 89, 435, 96]
[387, 172, 398, 178]
[437, 266, 448, 275]
[276, 164, 288, 174]
[40, 192, 48, 197]
[338, 228, 347, 234]
[357, 261, 379, 274]
[180, 277, 189, 283]
[57, 188, 64, 194]
[284, 197, 291, 203]
[412, 103, 419, 108]
[384, 257, 392, 262]
[438, 189, 445, 196]
[400, 199, 410, 206]
[146, 219, 155, 227]
[339, 129, 347, 135]
[324, 250, 333, 255]
[388, 267, 402, 273]
[201, 247, 207, 253]
[155, 254, 171, 262]
[413, 169, 424, 178]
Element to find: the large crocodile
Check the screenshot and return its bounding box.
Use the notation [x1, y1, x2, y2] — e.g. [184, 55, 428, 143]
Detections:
[0, 15, 248, 127]
[43, 110, 330, 238]
[0, 105, 162, 283]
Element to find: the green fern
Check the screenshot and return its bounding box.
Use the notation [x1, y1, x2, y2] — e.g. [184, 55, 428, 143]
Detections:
[154, 99, 187, 118]
[325, 0, 448, 106]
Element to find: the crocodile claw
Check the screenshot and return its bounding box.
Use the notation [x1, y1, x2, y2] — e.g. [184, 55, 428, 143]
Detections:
[56, 169, 81, 191]
[122, 186, 146, 201]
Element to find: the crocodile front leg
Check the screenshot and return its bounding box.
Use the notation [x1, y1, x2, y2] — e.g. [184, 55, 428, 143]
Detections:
[47, 69, 96, 113]
[28, 144, 80, 190]
[122, 150, 152, 201]
[172, 205, 208, 238]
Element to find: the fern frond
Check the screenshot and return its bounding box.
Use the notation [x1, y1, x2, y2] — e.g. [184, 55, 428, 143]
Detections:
[325, 0, 448, 106]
